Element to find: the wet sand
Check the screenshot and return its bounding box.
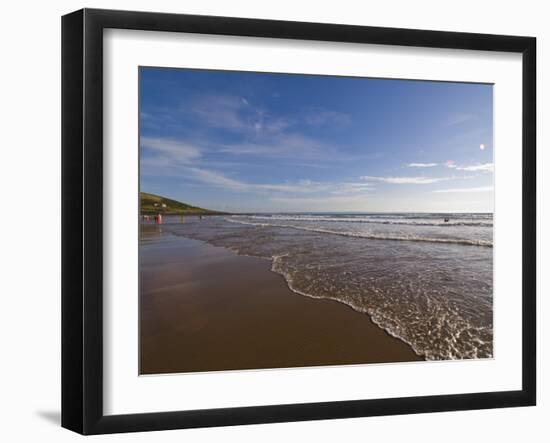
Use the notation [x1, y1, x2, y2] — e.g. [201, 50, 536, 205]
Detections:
[140, 227, 421, 374]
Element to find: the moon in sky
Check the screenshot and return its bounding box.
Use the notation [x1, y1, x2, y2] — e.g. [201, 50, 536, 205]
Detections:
[480, 143, 485, 150]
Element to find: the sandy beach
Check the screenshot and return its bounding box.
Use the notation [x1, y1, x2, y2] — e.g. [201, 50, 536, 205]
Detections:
[140, 225, 421, 374]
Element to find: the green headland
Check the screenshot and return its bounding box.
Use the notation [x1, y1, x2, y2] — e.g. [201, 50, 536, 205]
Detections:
[140, 192, 227, 215]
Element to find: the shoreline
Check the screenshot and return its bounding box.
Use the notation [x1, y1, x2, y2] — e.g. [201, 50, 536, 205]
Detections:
[140, 226, 422, 374]
[268, 258, 425, 360]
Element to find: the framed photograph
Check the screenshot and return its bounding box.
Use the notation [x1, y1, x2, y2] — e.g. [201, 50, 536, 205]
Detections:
[61, 8, 536, 435]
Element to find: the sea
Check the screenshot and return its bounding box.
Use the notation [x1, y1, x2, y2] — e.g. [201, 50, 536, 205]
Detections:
[146, 212, 493, 361]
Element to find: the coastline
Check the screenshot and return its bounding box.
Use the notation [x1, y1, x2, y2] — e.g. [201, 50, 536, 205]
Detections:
[140, 226, 422, 374]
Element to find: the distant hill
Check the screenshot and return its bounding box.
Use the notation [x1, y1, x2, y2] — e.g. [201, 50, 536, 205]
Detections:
[140, 192, 226, 215]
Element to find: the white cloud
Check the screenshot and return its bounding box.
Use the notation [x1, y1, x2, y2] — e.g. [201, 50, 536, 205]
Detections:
[329, 183, 375, 195]
[407, 162, 438, 168]
[192, 94, 288, 135]
[270, 194, 371, 209]
[186, 167, 249, 191]
[455, 163, 494, 172]
[446, 160, 457, 169]
[254, 180, 329, 193]
[219, 134, 321, 159]
[139, 134, 346, 193]
[360, 175, 447, 184]
[140, 137, 201, 162]
[445, 161, 494, 172]
[434, 186, 493, 193]
[192, 95, 249, 131]
[177, 166, 375, 197]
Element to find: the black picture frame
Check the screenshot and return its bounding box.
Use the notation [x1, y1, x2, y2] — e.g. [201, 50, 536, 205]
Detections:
[61, 8, 536, 435]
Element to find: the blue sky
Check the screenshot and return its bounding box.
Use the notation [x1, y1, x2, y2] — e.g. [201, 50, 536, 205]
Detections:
[140, 67, 493, 213]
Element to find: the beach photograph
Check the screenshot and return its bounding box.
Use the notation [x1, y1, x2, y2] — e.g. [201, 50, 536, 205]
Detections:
[139, 67, 494, 375]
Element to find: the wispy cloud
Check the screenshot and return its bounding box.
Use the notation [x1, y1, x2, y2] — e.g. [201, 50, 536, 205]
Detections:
[186, 167, 249, 191]
[446, 161, 493, 172]
[329, 183, 375, 195]
[146, 94, 363, 165]
[455, 163, 494, 172]
[269, 194, 372, 209]
[304, 108, 351, 127]
[219, 134, 321, 159]
[407, 162, 438, 168]
[188, 94, 344, 162]
[443, 113, 475, 127]
[191, 95, 249, 131]
[360, 175, 447, 184]
[434, 186, 493, 193]
[140, 137, 202, 163]
[191, 94, 289, 135]
[186, 168, 374, 196]
[141, 133, 325, 175]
